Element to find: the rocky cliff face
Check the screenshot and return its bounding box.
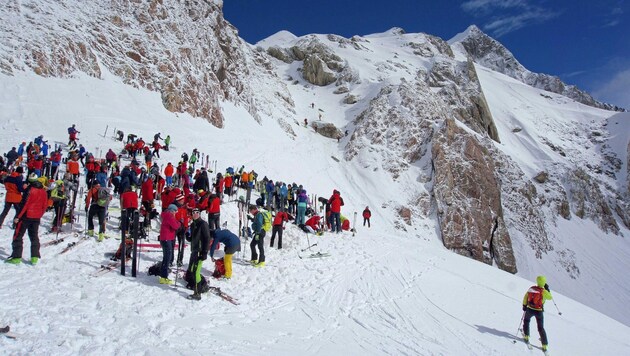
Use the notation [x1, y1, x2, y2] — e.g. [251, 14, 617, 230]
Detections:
[0, 0, 294, 128]
[450, 25, 625, 112]
[333, 32, 515, 272]
[432, 119, 517, 273]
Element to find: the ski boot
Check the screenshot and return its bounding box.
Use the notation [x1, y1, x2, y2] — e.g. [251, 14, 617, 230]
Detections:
[254, 261, 265, 268]
[5, 257, 21, 264]
[30, 257, 39, 265]
[159, 277, 173, 285]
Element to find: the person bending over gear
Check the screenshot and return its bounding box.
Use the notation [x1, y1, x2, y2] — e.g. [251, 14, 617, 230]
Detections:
[209, 229, 241, 279]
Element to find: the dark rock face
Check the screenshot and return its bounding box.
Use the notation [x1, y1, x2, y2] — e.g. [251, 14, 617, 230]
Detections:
[432, 119, 517, 273]
[567, 168, 620, 235]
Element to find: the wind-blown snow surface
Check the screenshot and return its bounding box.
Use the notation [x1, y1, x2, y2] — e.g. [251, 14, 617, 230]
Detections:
[1, 72, 630, 355]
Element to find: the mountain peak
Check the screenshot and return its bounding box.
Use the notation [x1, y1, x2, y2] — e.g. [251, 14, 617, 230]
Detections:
[449, 24, 622, 111]
[448, 24, 487, 44]
[256, 30, 298, 48]
[368, 27, 407, 38]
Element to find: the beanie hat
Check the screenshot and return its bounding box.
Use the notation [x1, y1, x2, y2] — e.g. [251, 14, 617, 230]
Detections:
[175, 193, 185, 202]
[167, 204, 178, 212]
[15, 166, 23, 174]
[28, 173, 38, 182]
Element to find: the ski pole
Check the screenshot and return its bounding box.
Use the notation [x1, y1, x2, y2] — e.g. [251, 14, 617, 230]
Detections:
[552, 299, 562, 315]
[174, 248, 181, 287]
[513, 311, 525, 343]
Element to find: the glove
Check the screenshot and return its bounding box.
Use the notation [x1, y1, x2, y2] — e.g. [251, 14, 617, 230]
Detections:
[85, 206, 89, 213]
[522, 305, 527, 312]
[544, 283, 550, 292]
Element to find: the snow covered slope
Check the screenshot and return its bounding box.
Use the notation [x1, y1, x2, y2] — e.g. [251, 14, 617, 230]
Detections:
[475, 65, 630, 326]
[256, 28, 630, 327]
[1, 68, 630, 355]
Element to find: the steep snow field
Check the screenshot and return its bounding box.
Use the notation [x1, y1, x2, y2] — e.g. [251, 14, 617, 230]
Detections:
[477, 66, 630, 325]
[1, 70, 630, 355]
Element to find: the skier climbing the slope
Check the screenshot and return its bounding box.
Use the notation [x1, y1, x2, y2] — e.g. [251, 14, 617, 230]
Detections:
[522, 275, 553, 353]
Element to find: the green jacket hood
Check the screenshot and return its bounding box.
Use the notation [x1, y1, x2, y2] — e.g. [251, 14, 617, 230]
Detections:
[536, 275, 547, 287]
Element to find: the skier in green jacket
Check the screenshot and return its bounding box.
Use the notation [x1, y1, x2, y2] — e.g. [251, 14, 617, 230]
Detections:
[522, 275, 553, 353]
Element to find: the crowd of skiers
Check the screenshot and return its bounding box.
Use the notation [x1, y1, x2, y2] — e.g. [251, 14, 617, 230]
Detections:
[1, 124, 557, 351]
[0, 124, 361, 299]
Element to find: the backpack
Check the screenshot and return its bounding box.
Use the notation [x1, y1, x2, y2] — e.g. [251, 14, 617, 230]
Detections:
[114, 239, 133, 260]
[260, 210, 272, 232]
[212, 259, 226, 279]
[526, 286, 544, 310]
[96, 187, 110, 207]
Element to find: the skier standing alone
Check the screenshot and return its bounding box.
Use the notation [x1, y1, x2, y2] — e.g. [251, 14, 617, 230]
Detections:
[522, 275, 553, 353]
[362, 206, 371, 227]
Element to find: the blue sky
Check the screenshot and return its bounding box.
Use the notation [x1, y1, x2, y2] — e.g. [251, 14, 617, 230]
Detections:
[223, 0, 629, 109]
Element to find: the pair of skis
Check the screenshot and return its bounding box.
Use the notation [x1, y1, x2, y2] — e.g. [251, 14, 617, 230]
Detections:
[517, 330, 550, 355]
[92, 260, 130, 277]
[59, 237, 90, 255]
[208, 286, 239, 305]
[297, 251, 331, 259]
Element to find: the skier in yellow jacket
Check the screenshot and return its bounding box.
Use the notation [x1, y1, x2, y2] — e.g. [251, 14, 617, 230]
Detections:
[522, 275, 553, 353]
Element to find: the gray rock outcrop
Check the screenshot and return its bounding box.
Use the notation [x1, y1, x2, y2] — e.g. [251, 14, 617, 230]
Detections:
[432, 119, 517, 273]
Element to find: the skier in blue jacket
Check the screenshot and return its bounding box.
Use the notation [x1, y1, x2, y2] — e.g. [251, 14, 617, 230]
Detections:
[209, 229, 241, 279]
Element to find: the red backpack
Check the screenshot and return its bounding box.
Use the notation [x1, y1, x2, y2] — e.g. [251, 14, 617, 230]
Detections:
[212, 259, 226, 279]
[526, 286, 544, 310]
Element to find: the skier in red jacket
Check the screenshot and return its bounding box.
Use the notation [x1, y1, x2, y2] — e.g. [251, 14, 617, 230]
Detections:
[328, 190, 344, 233]
[362, 206, 371, 227]
[6, 176, 49, 264]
